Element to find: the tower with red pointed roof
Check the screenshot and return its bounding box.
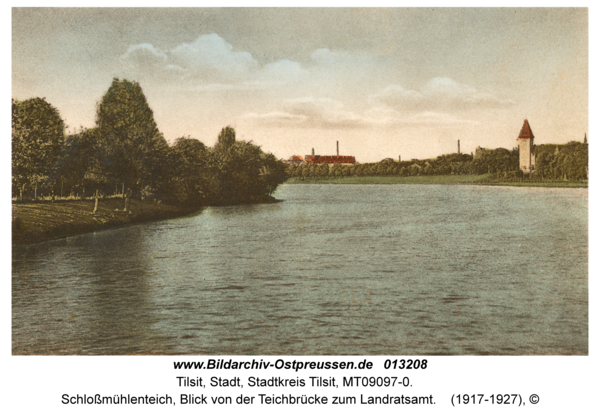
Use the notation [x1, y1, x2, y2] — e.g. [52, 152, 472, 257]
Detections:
[517, 119, 535, 173]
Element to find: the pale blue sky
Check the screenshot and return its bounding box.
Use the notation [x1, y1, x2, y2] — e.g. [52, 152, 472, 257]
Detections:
[12, 8, 588, 161]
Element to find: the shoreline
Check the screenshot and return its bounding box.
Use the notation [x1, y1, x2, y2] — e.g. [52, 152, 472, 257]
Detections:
[13, 177, 586, 246]
[12, 199, 201, 246]
[12, 195, 281, 246]
[284, 175, 587, 188]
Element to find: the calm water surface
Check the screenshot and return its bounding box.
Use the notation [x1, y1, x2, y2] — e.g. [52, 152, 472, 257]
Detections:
[12, 184, 588, 355]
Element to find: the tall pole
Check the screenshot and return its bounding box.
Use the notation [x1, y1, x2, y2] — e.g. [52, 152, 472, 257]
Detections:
[337, 141, 339, 156]
[458, 140, 461, 154]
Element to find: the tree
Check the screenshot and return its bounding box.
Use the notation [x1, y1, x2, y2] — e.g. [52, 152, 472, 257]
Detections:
[216, 126, 236, 149]
[534, 152, 550, 180]
[375, 163, 388, 176]
[258, 153, 288, 196]
[316, 164, 329, 177]
[285, 164, 299, 177]
[167, 137, 211, 206]
[210, 127, 287, 204]
[12, 98, 65, 200]
[57, 128, 104, 199]
[96, 78, 169, 198]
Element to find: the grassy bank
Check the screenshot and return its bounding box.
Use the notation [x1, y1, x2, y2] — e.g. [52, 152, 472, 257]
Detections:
[478, 181, 588, 188]
[286, 174, 490, 184]
[12, 198, 201, 245]
[285, 175, 588, 188]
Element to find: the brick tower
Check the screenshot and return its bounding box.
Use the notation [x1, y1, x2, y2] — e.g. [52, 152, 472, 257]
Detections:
[517, 119, 535, 173]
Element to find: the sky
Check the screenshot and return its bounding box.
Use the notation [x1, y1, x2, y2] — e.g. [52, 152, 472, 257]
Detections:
[12, 8, 588, 162]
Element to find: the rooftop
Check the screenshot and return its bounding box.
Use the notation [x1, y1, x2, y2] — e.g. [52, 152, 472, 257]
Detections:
[518, 119, 535, 139]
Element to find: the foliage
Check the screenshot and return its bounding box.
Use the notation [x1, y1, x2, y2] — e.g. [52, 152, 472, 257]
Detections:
[96, 78, 169, 196]
[533, 142, 587, 181]
[166, 137, 211, 205]
[470, 148, 518, 174]
[209, 127, 287, 205]
[285, 143, 587, 184]
[55, 128, 108, 197]
[12, 83, 287, 206]
[12, 78, 585, 208]
[216, 126, 236, 149]
[12, 98, 65, 197]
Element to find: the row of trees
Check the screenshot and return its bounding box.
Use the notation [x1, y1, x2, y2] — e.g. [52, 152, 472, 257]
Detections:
[286, 152, 509, 178]
[11, 78, 588, 203]
[12, 79, 287, 207]
[286, 144, 587, 181]
[534, 143, 588, 181]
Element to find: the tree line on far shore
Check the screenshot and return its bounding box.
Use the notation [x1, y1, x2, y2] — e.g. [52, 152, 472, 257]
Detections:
[286, 144, 588, 182]
[12, 79, 287, 207]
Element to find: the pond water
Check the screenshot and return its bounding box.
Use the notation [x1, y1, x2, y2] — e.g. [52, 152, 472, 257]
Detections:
[12, 184, 588, 355]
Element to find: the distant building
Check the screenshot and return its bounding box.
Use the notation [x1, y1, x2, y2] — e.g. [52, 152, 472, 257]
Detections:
[517, 119, 535, 173]
[303, 141, 356, 164]
[281, 155, 306, 165]
[474, 146, 493, 159]
[304, 155, 356, 164]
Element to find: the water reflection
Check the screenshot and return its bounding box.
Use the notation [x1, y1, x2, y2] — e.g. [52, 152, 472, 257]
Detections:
[204, 202, 282, 219]
[13, 227, 175, 354]
[13, 185, 588, 355]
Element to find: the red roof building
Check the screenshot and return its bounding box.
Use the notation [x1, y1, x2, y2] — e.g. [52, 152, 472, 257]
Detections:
[304, 155, 356, 164]
[517, 119, 535, 173]
[518, 119, 535, 140]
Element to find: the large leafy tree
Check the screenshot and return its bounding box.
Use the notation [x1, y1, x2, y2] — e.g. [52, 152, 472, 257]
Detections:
[96, 78, 169, 197]
[211, 126, 287, 204]
[12, 98, 65, 200]
[57, 128, 108, 198]
[167, 137, 212, 206]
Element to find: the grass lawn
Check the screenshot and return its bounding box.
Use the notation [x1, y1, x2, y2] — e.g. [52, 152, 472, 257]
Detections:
[285, 175, 587, 187]
[287, 174, 490, 185]
[480, 181, 587, 188]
